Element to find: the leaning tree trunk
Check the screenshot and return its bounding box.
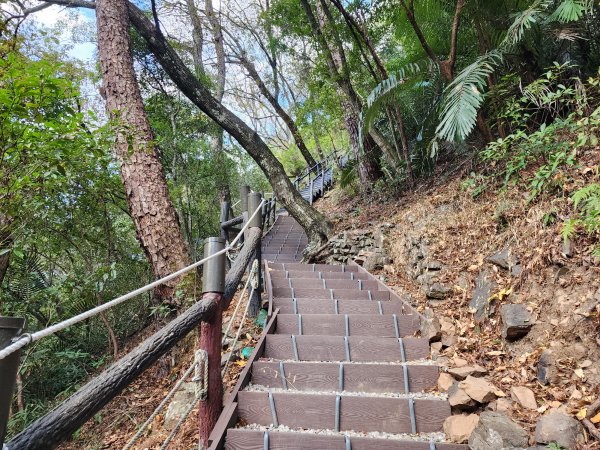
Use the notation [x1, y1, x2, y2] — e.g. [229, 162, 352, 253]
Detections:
[96, 0, 190, 302]
[45, 0, 332, 247]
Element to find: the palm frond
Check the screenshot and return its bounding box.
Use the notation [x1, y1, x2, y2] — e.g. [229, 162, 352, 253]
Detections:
[361, 61, 430, 135]
[501, 0, 552, 50]
[549, 0, 588, 23]
[436, 51, 503, 142]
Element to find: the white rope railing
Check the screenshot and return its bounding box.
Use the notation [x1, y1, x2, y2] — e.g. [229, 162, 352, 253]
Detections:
[0, 199, 266, 361]
[122, 260, 260, 449]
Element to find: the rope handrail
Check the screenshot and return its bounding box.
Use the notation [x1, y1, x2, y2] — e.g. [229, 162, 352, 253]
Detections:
[0, 199, 266, 361]
[122, 260, 260, 449]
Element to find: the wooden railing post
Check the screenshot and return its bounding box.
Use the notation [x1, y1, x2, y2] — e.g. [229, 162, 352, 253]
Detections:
[198, 237, 226, 448]
[0, 317, 26, 448]
[247, 192, 263, 317]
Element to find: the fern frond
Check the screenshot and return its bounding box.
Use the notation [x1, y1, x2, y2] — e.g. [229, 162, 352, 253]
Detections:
[435, 51, 503, 142]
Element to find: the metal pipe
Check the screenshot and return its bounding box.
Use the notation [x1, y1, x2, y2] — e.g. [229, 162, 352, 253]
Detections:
[202, 237, 226, 294]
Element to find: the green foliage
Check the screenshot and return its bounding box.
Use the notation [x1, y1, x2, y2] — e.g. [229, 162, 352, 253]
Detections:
[563, 183, 600, 257]
[436, 51, 503, 141]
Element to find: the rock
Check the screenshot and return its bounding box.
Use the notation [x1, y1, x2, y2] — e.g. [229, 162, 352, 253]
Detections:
[501, 303, 533, 340]
[363, 252, 387, 271]
[420, 311, 441, 342]
[537, 350, 555, 385]
[469, 411, 529, 450]
[487, 248, 518, 270]
[460, 376, 497, 403]
[438, 372, 454, 392]
[511, 264, 523, 277]
[469, 271, 496, 322]
[426, 282, 452, 299]
[535, 412, 584, 449]
[496, 398, 512, 412]
[511, 386, 537, 410]
[562, 238, 573, 257]
[441, 334, 458, 348]
[448, 364, 487, 380]
[424, 260, 443, 270]
[448, 381, 476, 409]
[164, 382, 195, 430]
[443, 414, 479, 443]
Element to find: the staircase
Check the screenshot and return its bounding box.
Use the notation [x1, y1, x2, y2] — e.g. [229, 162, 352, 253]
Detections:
[294, 155, 349, 205]
[209, 216, 467, 450]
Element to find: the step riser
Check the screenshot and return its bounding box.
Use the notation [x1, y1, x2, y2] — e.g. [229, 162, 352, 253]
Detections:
[225, 430, 467, 450]
[269, 263, 359, 273]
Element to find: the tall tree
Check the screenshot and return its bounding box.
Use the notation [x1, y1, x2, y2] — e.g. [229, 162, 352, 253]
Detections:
[96, 0, 190, 301]
[300, 0, 382, 184]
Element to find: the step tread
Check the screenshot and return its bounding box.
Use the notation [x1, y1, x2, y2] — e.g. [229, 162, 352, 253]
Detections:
[273, 298, 407, 315]
[236, 391, 450, 434]
[264, 335, 429, 362]
[275, 314, 420, 337]
[251, 361, 439, 393]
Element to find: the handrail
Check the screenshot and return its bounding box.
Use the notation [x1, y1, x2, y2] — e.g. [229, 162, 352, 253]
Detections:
[0, 199, 266, 361]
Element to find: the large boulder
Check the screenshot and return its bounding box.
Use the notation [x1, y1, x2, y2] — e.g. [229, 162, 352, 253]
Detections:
[535, 411, 584, 449]
[468, 411, 528, 450]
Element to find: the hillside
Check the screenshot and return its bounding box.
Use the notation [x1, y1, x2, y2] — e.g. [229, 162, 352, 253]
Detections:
[314, 152, 600, 448]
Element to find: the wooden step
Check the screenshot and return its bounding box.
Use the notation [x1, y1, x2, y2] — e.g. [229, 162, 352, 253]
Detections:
[251, 361, 438, 393]
[264, 335, 429, 362]
[270, 278, 381, 291]
[269, 270, 371, 281]
[275, 314, 420, 338]
[273, 298, 407, 315]
[236, 391, 450, 434]
[225, 429, 467, 450]
[269, 263, 359, 273]
[272, 287, 390, 301]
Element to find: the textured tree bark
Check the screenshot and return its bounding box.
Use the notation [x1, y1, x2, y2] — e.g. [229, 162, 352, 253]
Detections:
[198, 295, 223, 447]
[96, 0, 189, 302]
[185, 0, 205, 78]
[8, 228, 262, 450]
[239, 56, 317, 167]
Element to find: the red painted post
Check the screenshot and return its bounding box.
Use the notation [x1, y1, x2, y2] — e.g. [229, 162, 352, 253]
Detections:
[198, 237, 226, 448]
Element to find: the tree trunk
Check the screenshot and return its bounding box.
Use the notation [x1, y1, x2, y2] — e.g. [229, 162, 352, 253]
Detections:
[239, 56, 317, 167]
[185, 0, 205, 78]
[46, 0, 331, 246]
[96, 0, 190, 303]
[302, 0, 382, 185]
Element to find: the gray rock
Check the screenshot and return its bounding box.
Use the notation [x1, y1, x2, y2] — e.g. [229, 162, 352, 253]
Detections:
[487, 248, 518, 270]
[426, 282, 452, 299]
[164, 382, 196, 430]
[537, 350, 554, 385]
[420, 315, 441, 343]
[535, 412, 583, 449]
[469, 271, 496, 322]
[469, 411, 529, 450]
[562, 238, 573, 257]
[511, 264, 523, 277]
[501, 303, 533, 340]
[424, 260, 443, 271]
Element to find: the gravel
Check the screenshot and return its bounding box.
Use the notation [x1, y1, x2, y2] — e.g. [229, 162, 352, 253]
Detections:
[238, 423, 447, 442]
